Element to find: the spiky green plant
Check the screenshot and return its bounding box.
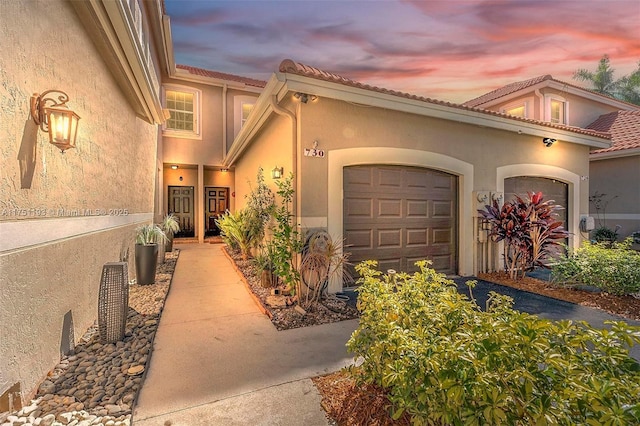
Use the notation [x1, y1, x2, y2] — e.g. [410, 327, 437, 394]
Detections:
[135, 224, 167, 245]
[159, 214, 180, 238]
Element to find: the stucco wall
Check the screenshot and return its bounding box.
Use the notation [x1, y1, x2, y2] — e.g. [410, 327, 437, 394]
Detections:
[299, 97, 589, 214]
[0, 225, 139, 401]
[0, 0, 158, 401]
[234, 114, 294, 211]
[590, 155, 640, 238]
[162, 78, 224, 165]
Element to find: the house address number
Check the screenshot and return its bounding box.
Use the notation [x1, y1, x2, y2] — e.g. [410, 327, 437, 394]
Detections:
[304, 148, 325, 158]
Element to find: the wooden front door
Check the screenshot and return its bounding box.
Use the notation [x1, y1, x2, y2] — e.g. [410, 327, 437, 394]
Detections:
[205, 187, 229, 236]
[168, 186, 195, 238]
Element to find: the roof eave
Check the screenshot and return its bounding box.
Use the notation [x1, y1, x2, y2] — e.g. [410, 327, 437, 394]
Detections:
[224, 74, 286, 166]
[472, 80, 640, 111]
[590, 147, 640, 161]
[225, 71, 612, 166]
[282, 73, 611, 148]
[170, 67, 264, 93]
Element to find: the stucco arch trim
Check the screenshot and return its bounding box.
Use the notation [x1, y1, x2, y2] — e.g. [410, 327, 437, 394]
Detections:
[496, 164, 581, 250]
[327, 148, 474, 289]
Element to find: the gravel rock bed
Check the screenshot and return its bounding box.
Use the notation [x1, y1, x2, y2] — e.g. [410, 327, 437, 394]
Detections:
[1, 250, 179, 426]
[224, 247, 359, 331]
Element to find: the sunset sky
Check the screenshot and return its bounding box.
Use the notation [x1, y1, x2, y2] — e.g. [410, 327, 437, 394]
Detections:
[164, 0, 640, 103]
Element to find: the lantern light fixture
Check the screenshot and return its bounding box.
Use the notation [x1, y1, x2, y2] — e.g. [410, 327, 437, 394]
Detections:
[30, 90, 80, 153]
[272, 166, 284, 179]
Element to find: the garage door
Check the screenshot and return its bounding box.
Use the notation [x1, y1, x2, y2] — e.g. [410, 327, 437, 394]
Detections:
[504, 177, 568, 227]
[504, 176, 569, 256]
[344, 165, 457, 277]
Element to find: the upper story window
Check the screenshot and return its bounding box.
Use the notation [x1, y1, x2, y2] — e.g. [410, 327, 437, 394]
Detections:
[501, 98, 532, 119]
[549, 99, 564, 124]
[506, 105, 525, 117]
[162, 85, 202, 139]
[544, 94, 569, 125]
[241, 103, 254, 128]
[234, 95, 257, 138]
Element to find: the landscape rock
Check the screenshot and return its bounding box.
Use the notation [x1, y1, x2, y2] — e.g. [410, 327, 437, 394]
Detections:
[0, 251, 178, 426]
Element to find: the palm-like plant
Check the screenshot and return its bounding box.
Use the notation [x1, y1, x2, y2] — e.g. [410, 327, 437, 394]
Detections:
[573, 55, 640, 105]
[573, 55, 618, 96]
[215, 209, 262, 260]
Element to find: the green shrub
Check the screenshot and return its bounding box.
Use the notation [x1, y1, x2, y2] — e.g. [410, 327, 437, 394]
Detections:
[552, 238, 640, 295]
[245, 167, 275, 239]
[269, 173, 305, 294]
[348, 261, 640, 426]
[592, 226, 619, 244]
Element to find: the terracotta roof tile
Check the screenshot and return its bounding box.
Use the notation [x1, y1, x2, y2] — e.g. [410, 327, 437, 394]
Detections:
[464, 74, 640, 109]
[176, 64, 267, 88]
[464, 75, 553, 107]
[588, 111, 640, 153]
[278, 59, 610, 141]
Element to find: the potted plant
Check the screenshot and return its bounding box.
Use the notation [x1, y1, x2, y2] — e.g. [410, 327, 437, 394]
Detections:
[135, 224, 166, 285]
[161, 214, 180, 253]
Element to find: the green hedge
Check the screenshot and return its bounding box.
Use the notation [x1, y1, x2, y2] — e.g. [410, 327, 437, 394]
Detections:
[552, 238, 640, 296]
[347, 261, 640, 426]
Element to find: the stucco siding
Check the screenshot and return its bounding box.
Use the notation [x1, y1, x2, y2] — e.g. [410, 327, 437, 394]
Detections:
[0, 0, 158, 401]
[299, 97, 589, 216]
[162, 78, 224, 165]
[590, 156, 640, 238]
[234, 114, 294, 211]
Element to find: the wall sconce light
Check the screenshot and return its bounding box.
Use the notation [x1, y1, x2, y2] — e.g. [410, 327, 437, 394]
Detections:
[272, 166, 284, 179]
[293, 92, 318, 104]
[171, 165, 179, 170]
[30, 90, 80, 153]
[542, 137, 556, 147]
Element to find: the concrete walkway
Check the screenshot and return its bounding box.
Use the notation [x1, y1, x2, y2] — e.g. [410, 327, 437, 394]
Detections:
[133, 244, 357, 426]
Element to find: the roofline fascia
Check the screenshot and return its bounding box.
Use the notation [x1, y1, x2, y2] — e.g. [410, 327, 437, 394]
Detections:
[281, 73, 611, 149]
[162, 15, 176, 76]
[472, 80, 639, 111]
[168, 68, 264, 93]
[225, 71, 613, 167]
[590, 147, 640, 161]
[223, 74, 286, 166]
[73, 0, 164, 124]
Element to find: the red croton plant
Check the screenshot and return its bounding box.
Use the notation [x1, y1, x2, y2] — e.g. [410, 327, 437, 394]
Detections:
[479, 192, 569, 280]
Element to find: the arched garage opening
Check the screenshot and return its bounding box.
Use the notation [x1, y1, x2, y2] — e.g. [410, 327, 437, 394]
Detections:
[504, 176, 569, 258]
[343, 165, 458, 277]
[504, 176, 569, 228]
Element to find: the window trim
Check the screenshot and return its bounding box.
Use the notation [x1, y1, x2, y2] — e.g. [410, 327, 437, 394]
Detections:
[233, 95, 257, 138]
[500, 98, 532, 119]
[162, 84, 202, 140]
[544, 94, 569, 125]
